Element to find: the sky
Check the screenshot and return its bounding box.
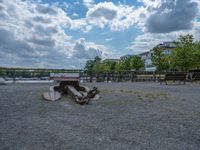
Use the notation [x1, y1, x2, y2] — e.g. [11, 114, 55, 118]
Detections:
[0, 0, 200, 69]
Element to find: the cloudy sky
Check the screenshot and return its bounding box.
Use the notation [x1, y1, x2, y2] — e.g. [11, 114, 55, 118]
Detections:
[0, 0, 200, 69]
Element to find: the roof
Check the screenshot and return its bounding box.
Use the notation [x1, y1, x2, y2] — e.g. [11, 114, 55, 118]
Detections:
[138, 51, 149, 56]
[103, 58, 120, 62]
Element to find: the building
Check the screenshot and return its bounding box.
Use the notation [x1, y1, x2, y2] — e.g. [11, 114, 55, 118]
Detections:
[157, 41, 176, 56]
[120, 54, 133, 61]
[139, 50, 155, 72]
[103, 58, 120, 63]
[138, 41, 176, 71]
[102, 41, 176, 72]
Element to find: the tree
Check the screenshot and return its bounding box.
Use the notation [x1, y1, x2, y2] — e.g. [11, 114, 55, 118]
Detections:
[115, 62, 124, 71]
[193, 42, 200, 68]
[94, 56, 101, 63]
[129, 55, 144, 71]
[84, 60, 94, 76]
[99, 61, 116, 73]
[84, 56, 102, 75]
[115, 60, 130, 71]
[179, 34, 194, 45]
[0, 68, 4, 76]
[170, 34, 196, 71]
[151, 47, 170, 72]
[92, 56, 102, 74]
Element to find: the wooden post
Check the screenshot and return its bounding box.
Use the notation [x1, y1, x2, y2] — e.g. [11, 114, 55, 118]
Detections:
[106, 73, 109, 83]
[13, 69, 16, 83]
[153, 71, 156, 82]
[131, 71, 133, 82]
[117, 72, 119, 82]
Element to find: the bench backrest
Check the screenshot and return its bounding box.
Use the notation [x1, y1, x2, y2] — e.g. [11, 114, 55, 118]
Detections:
[165, 73, 186, 80]
[50, 73, 79, 81]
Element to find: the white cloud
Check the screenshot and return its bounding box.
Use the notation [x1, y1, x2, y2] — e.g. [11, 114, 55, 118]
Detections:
[83, 0, 94, 8]
[128, 21, 200, 54]
[192, 0, 200, 17]
[0, 0, 107, 68]
[126, 0, 200, 54]
[85, 2, 141, 31]
[144, 0, 199, 33]
[127, 33, 177, 54]
[71, 18, 93, 32]
[105, 38, 113, 42]
[0, 0, 199, 68]
[68, 2, 146, 32]
[72, 13, 79, 17]
[72, 38, 107, 59]
[137, 0, 162, 8]
[74, 1, 80, 5]
[72, 0, 199, 33]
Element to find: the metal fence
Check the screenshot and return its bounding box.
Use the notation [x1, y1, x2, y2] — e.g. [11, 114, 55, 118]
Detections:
[1, 68, 195, 83]
[80, 71, 167, 83]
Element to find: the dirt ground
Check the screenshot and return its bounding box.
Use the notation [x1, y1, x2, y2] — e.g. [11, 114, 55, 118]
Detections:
[0, 82, 200, 150]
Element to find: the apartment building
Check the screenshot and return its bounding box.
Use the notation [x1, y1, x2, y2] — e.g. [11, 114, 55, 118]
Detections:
[103, 41, 176, 71]
[139, 41, 176, 71]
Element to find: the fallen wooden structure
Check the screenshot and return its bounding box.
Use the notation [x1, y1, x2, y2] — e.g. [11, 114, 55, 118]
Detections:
[42, 73, 99, 104]
[159, 72, 186, 85]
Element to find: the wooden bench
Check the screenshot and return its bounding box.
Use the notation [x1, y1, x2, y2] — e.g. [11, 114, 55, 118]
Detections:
[160, 73, 186, 84]
[136, 74, 165, 82]
[136, 75, 153, 81]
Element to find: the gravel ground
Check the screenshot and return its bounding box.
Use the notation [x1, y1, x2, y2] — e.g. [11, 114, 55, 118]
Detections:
[0, 82, 200, 150]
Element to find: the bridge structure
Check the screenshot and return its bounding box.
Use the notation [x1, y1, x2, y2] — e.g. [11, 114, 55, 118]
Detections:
[0, 67, 84, 79]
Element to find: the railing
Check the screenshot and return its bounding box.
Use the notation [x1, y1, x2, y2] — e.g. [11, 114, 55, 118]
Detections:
[1, 68, 192, 83]
[80, 71, 171, 83]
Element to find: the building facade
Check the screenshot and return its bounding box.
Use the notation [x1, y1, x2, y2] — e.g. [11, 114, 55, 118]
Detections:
[102, 58, 120, 63]
[103, 41, 176, 72]
[120, 54, 133, 61]
[139, 41, 176, 72]
[138, 50, 155, 71]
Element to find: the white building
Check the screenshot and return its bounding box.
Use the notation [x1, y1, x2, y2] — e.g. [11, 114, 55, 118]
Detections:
[139, 50, 156, 72]
[157, 41, 176, 55]
[120, 54, 133, 61]
[103, 58, 120, 63]
[138, 41, 176, 72]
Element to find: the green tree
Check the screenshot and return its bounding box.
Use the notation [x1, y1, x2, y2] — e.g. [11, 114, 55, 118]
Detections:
[151, 47, 170, 72]
[84, 56, 102, 75]
[193, 42, 200, 68]
[107, 61, 117, 71]
[115, 62, 124, 71]
[84, 60, 95, 76]
[170, 34, 195, 71]
[99, 61, 116, 73]
[179, 34, 194, 45]
[92, 56, 102, 74]
[129, 55, 144, 71]
[120, 59, 131, 70]
[0, 68, 4, 76]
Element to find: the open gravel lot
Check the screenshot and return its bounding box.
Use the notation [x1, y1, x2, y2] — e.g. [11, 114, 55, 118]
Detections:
[0, 82, 200, 150]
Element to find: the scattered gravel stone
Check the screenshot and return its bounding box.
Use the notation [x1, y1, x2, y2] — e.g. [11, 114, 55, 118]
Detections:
[0, 82, 200, 150]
